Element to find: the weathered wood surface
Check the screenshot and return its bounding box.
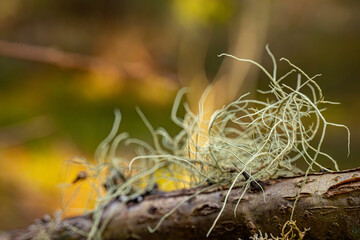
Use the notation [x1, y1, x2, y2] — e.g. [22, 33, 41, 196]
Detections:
[2, 168, 360, 240]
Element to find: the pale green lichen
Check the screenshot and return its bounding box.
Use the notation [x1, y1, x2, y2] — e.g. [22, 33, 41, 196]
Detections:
[68, 46, 350, 239]
[244, 220, 309, 240]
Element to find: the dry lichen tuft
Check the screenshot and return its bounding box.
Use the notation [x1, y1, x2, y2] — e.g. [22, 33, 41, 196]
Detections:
[71, 46, 350, 239]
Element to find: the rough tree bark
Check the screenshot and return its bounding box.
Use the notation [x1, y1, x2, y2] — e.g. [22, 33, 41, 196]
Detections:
[2, 168, 360, 240]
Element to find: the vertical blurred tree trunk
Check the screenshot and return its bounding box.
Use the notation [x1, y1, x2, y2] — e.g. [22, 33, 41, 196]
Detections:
[177, 0, 271, 158]
[178, 0, 271, 111]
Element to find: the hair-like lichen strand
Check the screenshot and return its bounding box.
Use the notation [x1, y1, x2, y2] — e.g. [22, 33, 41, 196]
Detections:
[71, 46, 350, 239]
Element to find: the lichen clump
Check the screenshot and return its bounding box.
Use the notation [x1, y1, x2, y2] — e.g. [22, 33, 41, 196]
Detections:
[74, 46, 349, 239]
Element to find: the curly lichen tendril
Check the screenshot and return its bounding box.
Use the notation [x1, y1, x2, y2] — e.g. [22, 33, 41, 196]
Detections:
[81, 46, 349, 239]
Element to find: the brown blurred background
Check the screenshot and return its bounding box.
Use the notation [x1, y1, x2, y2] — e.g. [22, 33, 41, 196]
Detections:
[0, 0, 359, 229]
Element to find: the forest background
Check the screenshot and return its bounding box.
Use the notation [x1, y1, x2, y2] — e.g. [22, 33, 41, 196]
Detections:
[0, 0, 359, 230]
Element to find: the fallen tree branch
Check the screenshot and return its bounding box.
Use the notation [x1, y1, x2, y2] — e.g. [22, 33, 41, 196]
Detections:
[0, 40, 126, 75]
[3, 168, 360, 240]
[0, 40, 179, 88]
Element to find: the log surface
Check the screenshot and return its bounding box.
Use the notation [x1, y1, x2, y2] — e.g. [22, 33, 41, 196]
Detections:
[3, 168, 360, 240]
